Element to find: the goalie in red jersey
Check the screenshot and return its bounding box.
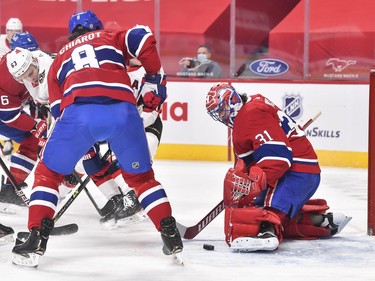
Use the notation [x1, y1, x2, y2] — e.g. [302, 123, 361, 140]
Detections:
[206, 82, 351, 252]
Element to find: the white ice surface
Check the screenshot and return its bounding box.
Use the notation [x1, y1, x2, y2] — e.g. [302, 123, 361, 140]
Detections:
[0, 160, 374, 281]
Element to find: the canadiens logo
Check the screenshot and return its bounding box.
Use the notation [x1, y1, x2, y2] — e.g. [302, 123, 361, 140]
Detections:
[326, 58, 356, 72]
[283, 94, 302, 119]
[38, 70, 45, 84]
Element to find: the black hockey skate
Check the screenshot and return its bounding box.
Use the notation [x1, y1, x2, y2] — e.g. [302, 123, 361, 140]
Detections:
[0, 183, 26, 206]
[12, 218, 54, 267]
[160, 216, 183, 255]
[0, 223, 14, 245]
[99, 194, 124, 224]
[115, 190, 142, 220]
[160, 216, 184, 265]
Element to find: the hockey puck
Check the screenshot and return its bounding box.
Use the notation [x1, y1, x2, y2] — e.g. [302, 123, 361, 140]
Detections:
[203, 244, 215, 251]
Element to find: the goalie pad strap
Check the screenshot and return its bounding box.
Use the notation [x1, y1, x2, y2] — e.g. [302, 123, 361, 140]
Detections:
[224, 206, 283, 246]
[283, 198, 331, 239]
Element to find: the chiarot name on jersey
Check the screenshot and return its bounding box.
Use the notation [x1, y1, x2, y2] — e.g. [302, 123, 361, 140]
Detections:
[59, 31, 101, 55]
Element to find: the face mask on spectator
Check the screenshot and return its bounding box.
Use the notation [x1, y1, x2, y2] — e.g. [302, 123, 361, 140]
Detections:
[197, 53, 208, 62]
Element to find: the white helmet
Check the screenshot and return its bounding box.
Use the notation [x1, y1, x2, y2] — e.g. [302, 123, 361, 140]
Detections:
[6, 18, 23, 31]
[6, 47, 35, 78]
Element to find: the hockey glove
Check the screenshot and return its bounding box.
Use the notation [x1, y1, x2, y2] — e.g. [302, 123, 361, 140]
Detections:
[37, 137, 47, 158]
[37, 104, 51, 121]
[63, 174, 80, 188]
[31, 119, 47, 139]
[139, 73, 167, 112]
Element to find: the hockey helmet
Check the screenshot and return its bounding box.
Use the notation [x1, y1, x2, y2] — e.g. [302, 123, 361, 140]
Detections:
[10, 32, 39, 51]
[69, 10, 103, 34]
[6, 47, 36, 79]
[6, 18, 23, 31]
[206, 83, 243, 128]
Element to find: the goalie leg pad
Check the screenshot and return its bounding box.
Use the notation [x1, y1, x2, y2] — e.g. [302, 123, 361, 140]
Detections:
[283, 198, 331, 239]
[225, 206, 283, 247]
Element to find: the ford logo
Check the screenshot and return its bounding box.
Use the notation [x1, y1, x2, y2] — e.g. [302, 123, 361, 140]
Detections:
[249, 59, 289, 76]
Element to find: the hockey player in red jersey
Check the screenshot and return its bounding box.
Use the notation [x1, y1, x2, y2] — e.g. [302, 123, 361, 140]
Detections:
[11, 10, 182, 265]
[7, 32, 144, 227]
[0, 54, 47, 208]
[206, 82, 351, 252]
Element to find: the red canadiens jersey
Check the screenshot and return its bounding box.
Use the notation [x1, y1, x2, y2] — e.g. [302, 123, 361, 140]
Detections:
[232, 94, 320, 188]
[48, 26, 162, 118]
[0, 55, 35, 131]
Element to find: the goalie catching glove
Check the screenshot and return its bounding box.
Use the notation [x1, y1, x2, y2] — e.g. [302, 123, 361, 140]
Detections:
[139, 72, 167, 112]
[224, 159, 267, 207]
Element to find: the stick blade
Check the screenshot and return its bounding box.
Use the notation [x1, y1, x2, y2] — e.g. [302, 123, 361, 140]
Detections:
[17, 223, 79, 240]
[176, 222, 198, 240]
[51, 223, 79, 236]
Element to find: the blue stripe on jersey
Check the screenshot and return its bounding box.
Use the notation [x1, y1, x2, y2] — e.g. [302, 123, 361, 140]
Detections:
[51, 101, 61, 119]
[30, 190, 59, 206]
[11, 155, 35, 171]
[57, 47, 126, 84]
[241, 153, 255, 167]
[126, 27, 150, 57]
[95, 48, 125, 67]
[140, 188, 167, 210]
[253, 142, 293, 164]
[0, 108, 23, 123]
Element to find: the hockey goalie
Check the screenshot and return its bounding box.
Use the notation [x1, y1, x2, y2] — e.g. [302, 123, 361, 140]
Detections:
[206, 82, 352, 252]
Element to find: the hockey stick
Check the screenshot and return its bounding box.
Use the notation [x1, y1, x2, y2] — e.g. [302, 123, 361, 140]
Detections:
[75, 147, 114, 216]
[0, 157, 29, 205]
[177, 111, 322, 239]
[0, 156, 83, 236]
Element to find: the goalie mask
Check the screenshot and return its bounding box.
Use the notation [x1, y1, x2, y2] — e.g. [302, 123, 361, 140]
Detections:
[6, 47, 37, 79]
[206, 83, 243, 128]
[69, 10, 103, 34]
[10, 32, 39, 51]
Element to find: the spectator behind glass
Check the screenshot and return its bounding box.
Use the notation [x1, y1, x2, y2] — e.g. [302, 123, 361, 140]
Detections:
[0, 18, 23, 57]
[177, 44, 222, 78]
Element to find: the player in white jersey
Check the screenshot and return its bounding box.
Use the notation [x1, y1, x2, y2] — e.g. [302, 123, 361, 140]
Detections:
[0, 18, 23, 156]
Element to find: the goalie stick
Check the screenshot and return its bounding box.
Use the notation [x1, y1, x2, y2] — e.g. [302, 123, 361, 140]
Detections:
[177, 111, 322, 239]
[0, 156, 84, 236]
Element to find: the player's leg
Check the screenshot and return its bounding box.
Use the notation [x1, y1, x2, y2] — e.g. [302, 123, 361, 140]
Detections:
[283, 198, 352, 239]
[0, 126, 38, 207]
[108, 102, 182, 255]
[12, 106, 94, 257]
